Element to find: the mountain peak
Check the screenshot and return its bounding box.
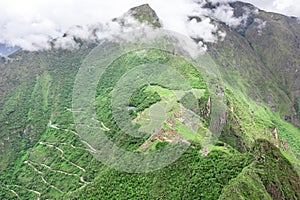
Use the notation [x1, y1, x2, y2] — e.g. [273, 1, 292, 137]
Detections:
[127, 4, 161, 27]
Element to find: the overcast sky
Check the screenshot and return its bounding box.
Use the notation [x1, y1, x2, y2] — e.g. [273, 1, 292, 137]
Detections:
[247, 0, 300, 17]
[0, 0, 299, 50]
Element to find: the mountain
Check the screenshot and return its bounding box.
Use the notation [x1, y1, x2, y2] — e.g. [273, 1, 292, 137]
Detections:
[0, 43, 19, 57]
[0, 2, 300, 199]
[209, 1, 300, 125]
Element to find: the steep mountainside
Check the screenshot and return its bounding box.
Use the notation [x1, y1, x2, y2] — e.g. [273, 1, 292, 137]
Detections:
[0, 2, 300, 199]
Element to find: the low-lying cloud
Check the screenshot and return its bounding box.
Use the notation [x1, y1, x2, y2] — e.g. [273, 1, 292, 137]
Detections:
[0, 0, 299, 51]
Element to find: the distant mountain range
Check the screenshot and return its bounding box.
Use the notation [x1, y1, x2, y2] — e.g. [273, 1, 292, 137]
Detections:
[0, 43, 19, 57]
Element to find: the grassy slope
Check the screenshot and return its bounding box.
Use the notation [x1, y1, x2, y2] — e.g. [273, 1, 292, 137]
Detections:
[220, 139, 300, 200]
[0, 46, 299, 200]
[245, 11, 300, 124]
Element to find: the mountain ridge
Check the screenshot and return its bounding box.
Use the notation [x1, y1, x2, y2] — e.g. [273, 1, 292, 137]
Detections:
[0, 1, 300, 199]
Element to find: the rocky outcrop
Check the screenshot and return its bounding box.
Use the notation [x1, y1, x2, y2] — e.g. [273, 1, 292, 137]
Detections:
[128, 4, 161, 27]
[202, 96, 211, 119]
[113, 4, 161, 28]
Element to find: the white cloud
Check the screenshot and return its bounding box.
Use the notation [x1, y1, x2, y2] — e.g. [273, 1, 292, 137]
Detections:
[212, 4, 245, 27]
[245, 0, 300, 17]
[187, 18, 218, 42]
[0, 0, 299, 51]
[272, 0, 300, 17]
[254, 18, 267, 35]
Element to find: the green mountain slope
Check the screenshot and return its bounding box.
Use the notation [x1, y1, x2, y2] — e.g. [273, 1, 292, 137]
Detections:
[0, 2, 300, 199]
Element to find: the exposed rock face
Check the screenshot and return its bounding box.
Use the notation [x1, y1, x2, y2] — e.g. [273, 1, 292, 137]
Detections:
[203, 97, 211, 119]
[229, 1, 257, 18]
[229, 1, 257, 35]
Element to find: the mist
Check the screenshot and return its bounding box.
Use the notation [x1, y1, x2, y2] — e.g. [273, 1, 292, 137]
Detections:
[0, 0, 299, 51]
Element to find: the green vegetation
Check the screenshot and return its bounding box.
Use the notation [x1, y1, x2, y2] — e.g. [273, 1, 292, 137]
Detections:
[66, 146, 254, 199]
[94, 49, 210, 151]
[0, 44, 300, 199]
[129, 85, 161, 114]
[1, 8, 300, 198]
[0, 44, 299, 200]
[129, 4, 162, 28]
[220, 139, 300, 199]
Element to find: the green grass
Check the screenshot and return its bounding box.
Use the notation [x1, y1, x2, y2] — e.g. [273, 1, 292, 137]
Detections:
[175, 125, 201, 141]
[133, 84, 206, 143]
[1, 44, 300, 200]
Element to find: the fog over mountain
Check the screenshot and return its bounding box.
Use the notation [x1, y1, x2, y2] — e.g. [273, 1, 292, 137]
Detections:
[0, 0, 299, 52]
[1, 1, 300, 199]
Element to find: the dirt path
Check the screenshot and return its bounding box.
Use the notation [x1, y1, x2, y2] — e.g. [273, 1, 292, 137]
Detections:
[25, 161, 63, 194]
[7, 184, 41, 198]
[39, 141, 86, 172]
[8, 188, 21, 200]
